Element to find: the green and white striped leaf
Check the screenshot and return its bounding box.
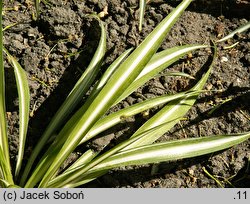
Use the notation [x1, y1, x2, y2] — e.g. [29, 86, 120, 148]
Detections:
[87, 132, 250, 174]
[4, 49, 30, 179]
[0, 147, 9, 186]
[64, 150, 97, 173]
[90, 48, 133, 98]
[0, 1, 13, 185]
[217, 21, 250, 43]
[139, 0, 146, 32]
[162, 71, 195, 79]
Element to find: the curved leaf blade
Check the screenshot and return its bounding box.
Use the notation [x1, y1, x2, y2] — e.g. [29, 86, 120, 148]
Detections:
[4, 49, 30, 179]
[91, 48, 133, 97]
[64, 150, 97, 173]
[162, 71, 195, 79]
[0, 146, 9, 185]
[89, 132, 250, 172]
[217, 21, 250, 43]
[0, 2, 13, 185]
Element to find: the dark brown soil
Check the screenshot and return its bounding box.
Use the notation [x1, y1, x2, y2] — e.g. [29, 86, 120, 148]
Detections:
[3, 0, 250, 187]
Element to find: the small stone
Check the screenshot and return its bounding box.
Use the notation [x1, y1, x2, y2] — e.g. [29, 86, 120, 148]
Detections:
[221, 56, 228, 62]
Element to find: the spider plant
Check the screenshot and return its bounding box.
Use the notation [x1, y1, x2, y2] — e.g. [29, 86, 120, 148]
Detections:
[0, 0, 249, 188]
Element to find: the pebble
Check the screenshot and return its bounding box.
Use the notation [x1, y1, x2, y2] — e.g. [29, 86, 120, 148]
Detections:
[220, 56, 228, 62]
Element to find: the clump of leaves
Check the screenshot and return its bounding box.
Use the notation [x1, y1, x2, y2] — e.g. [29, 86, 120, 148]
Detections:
[0, 0, 249, 188]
